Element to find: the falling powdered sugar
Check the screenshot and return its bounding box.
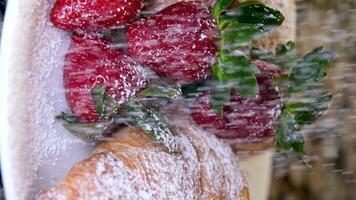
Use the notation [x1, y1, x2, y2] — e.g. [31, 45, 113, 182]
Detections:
[37, 111, 248, 199]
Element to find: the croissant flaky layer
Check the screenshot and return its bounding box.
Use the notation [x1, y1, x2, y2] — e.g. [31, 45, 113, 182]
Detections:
[37, 117, 249, 200]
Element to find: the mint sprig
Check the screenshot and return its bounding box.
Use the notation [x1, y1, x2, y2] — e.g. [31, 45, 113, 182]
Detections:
[275, 41, 297, 73]
[269, 44, 335, 155]
[221, 3, 284, 30]
[56, 112, 112, 141]
[251, 41, 297, 73]
[221, 22, 264, 50]
[138, 85, 181, 99]
[58, 85, 180, 152]
[123, 101, 178, 153]
[209, 0, 285, 114]
[92, 85, 105, 117]
[212, 0, 233, 22]
[276, 109, 305, 155]
[289, 47, 335, 93]
[286, 91, 332, 126]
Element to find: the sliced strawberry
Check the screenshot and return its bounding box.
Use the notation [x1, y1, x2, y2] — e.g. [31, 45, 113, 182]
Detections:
[64, 34, 147, 123]
[127, 1, 218, 83]
[190, 60, 283, 141]
[50, 0, 143, 31]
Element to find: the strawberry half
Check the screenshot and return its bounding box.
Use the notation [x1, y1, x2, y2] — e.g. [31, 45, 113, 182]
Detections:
[50, 0, 143, 31]
[64, 34, 147, 123]
[127, 1, 218, 83]
[190, 60, 283, 141]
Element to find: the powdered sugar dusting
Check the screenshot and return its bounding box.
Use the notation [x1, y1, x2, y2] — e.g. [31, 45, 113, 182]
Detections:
[37, 113, 247, 199]
[169, 109, 247, 199]
[5, 0, 247, 199]
[7, 0, 96, 198]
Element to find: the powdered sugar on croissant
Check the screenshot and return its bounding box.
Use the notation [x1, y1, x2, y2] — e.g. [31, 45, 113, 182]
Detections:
[37, 114, 249, 200]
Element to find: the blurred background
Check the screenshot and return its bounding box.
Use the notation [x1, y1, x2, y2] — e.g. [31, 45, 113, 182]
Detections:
[0, 0, 355, 199]
[270, 0, 356, 199]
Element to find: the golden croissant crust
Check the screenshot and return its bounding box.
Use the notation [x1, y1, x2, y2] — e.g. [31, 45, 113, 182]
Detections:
[37, 116, 249, 200]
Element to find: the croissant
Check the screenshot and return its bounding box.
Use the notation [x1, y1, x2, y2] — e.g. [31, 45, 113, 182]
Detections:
[37, 114, 249, 200]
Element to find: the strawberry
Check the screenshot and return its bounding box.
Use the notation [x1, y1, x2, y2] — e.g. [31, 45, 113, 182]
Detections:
[127, 1, 218, 83]
[190, 60, 283, 140]
[50, 0, 143, 31]
[64, 34, 147, 123]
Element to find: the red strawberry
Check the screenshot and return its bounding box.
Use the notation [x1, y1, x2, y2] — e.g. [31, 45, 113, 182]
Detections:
[50, 0, 143, 31]
[127, 1, 218, 83]
[64, 34, 147, 123]
[190, 60, 283, 141]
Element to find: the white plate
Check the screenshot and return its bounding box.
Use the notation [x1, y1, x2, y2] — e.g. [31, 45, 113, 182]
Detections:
[0, 1, 96, 199]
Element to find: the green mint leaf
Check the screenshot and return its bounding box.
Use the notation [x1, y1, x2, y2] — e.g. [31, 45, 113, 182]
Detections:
[275, 109, 305, 155]
[221, 22, 264, 50]
[210, 81, 231, 116]
[63, 122, 109, 141]
[57, 113, 111, 140]
[275, 41, 297, 74]
[289, 47, 335, 93]
[56, 112, 80, 124]
[181, 81, 207, 98]
[210, 51, 258, 115]
[103, 95, 120, 117]
[139, 85, 182, 99]
[223, 3, 284, 30]
[235, 0, 267, 7]
[273, 74, 291, 99]
[124, 102, 178, 153]
[213, 0, 233, 23]
[276, 41, 296, 56]
[213, 51, 259, 98]
[91, 85, 105, 116]
[250, 41, 296, 74]
[250, 47, 275, 63]
[286, 91, 332, 125]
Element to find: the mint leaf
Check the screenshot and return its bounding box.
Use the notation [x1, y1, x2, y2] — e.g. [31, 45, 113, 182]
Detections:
[213, 0, 233, 22]
[213, 51, 259, 98]
[91, 85, 105, 116]
[57, 112, 111, 140]
[211, 51, 258, 114]
[276, 41, 296, 56]
[250, 42, 297, 75]
[138, 85, 181, 99]
[63, 122, 110, 141]
[286, 91, 332, 125]
[123, 102, 178, 153]
[181, 81, 207, 98]
[222, 3, 284, 30]
[289, 47, 335, 93]
[275, 109, 305, 155]
[250, 47, 275, 63]
[56, 112, 80, 124]
[208, 61, 230, 115]
[210, 82, 231, 116]
[221, 22, 264, 50]
[275, 41, 297, 74]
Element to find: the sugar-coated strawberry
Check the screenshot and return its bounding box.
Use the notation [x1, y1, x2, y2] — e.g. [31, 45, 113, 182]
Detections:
[190, 60, 283, 141]
[127, 1, 218, 83]
[50, 0, 143, 31]
[64, 34, 147, 123]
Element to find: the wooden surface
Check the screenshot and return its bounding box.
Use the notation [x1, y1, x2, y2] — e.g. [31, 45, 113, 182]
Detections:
[270, 0, 356, 199]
